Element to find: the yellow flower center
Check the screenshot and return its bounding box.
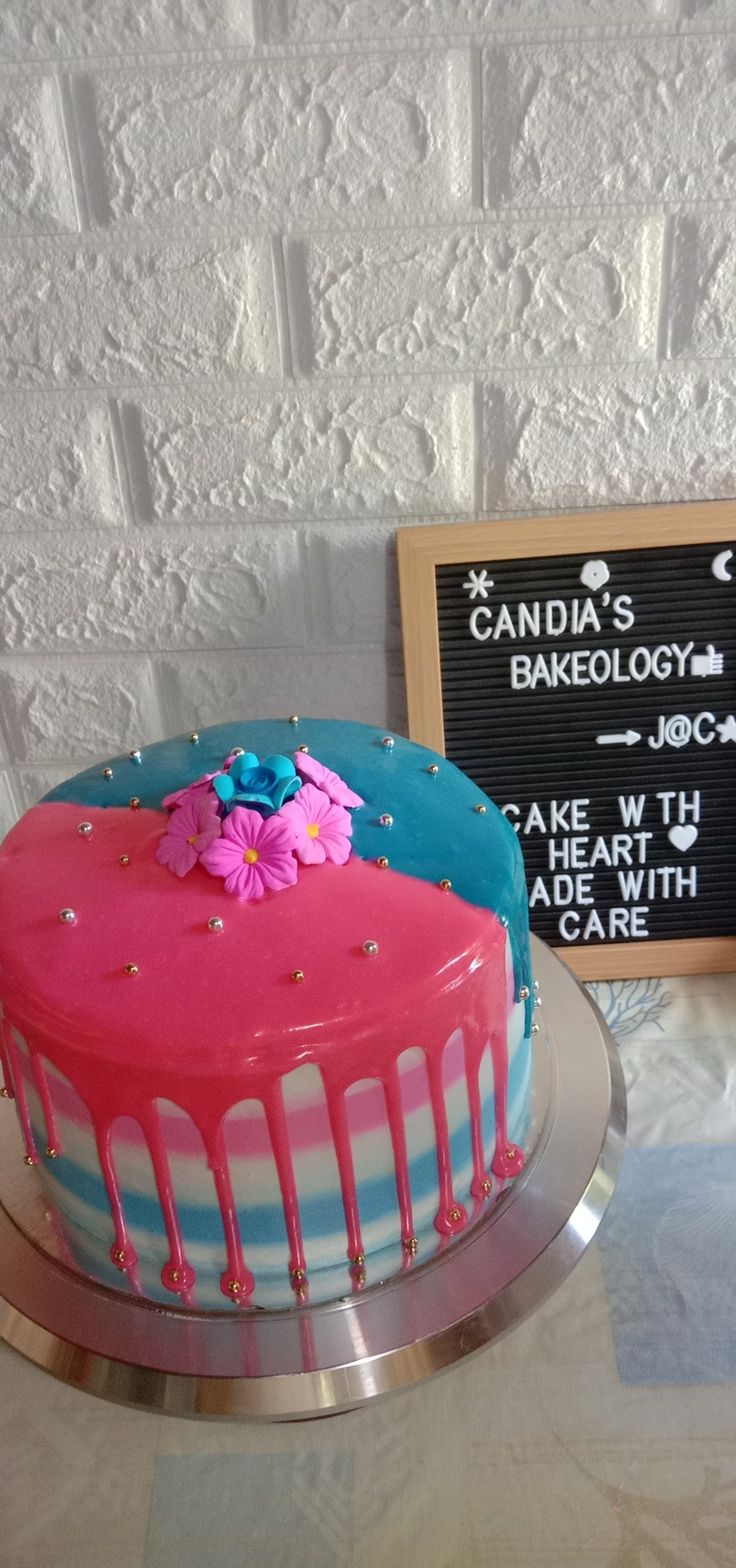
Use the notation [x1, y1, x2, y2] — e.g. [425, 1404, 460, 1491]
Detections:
[306, 823, 320, 839]
[187, 835, 197, 846]
[243, 848, 260, 864]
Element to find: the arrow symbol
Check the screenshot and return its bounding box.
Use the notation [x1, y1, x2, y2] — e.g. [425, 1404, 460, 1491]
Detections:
[596, 730, 641, 747]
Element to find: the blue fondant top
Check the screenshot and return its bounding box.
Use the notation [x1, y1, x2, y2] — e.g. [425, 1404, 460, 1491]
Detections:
[44, 719, 532, 1010]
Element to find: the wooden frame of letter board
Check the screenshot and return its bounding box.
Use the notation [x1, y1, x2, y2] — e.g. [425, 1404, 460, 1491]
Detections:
[398, 501, 736, 980]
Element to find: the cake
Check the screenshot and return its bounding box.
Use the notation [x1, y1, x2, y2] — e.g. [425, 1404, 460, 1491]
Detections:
[0, 719, 534, 1309]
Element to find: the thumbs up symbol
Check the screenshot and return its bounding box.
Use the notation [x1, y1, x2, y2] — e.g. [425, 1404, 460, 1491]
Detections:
[690, 644, 725, 677]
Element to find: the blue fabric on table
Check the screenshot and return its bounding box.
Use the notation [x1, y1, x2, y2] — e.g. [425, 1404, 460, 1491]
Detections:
[598, 1143, 736, 1386]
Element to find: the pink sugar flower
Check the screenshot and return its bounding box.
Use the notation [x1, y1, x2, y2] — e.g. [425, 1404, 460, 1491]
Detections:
[155, 793, 221, 878]
[280, 782, 353, 866]
[294, 752, 364, 810]
[200, 805, 298, 901]
[162, 772, 220, 810]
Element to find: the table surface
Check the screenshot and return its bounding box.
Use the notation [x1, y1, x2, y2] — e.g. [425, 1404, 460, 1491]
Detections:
[2, 968, 736, 1568]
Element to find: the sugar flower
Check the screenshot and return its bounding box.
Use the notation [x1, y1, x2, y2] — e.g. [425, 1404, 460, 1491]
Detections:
[200, 805, 298, 900]
[280, 782, 353, 866]
[213, 752, 301, 816]
[162, 771, 222, 811]
[294, 752, 364, 810]
[155, 793, 221, 878]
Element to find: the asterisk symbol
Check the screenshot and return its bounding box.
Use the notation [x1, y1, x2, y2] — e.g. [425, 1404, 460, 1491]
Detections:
[463, 568, 494, 600]
[716, 714, 736, 743]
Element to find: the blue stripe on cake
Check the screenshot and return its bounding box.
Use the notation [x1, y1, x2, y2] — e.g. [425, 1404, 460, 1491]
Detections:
[33, 1042, 530, 1259]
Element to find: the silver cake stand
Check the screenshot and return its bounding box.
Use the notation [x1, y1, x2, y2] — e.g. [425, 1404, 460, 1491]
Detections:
[0, 937, 625, 1421]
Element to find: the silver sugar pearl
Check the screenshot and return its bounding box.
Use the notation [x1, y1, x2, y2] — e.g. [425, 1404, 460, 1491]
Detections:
[379, 813, 393, 828]
[533, 979, 540, 992]
[189, 731, 199, 744]
[102, 767, 113, 780]
[59, 908, 77, 925]
[381, 736, 394, 749]
[534, 995, 542, 1008]
[288, 714, 299, 725]
[362, 940, 379, 957]
[531, 1021, 540, 1034]
[427, 764, 439, 775]
[518, 985, 530, 1001]
[231, 746, 245, 757]
[208, 917, 224, 933]
[129, 749, 142, 765]
[77, 821, 93, 837]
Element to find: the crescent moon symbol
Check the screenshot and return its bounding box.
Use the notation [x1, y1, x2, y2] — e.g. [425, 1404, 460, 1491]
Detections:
[712, 548, 734, 582]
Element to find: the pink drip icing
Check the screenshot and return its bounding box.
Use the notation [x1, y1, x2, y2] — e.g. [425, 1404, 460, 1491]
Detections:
[425, 1048, 467, 1236]
[96, 1122, 138, 1273]
[489, 1021, 524, 1180]
[263, 1083, 307, 1277]
[139, 1105, 196, 1295]
[30, 1054, 60, 1155]
[382, 1064, 415, 1246]
[0, 1019, 14, 1100]
[322, 1076, 365, 1264]
[207, 1123, 254, 1303]
[3, 1028, 38, 1164]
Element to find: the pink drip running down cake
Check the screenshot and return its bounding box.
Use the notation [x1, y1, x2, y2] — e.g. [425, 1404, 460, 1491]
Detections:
[0, 719, 534, 1309]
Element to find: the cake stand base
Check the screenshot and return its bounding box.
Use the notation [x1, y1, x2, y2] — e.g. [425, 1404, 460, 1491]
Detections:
[0, 937, 625, 1420]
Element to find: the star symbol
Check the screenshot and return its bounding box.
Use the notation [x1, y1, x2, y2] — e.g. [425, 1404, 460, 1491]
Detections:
[716, 714, 736, 743]
[463, 568, 494, 600]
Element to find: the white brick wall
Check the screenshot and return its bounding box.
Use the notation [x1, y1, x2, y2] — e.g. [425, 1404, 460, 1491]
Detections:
[0, 5, 734, 815]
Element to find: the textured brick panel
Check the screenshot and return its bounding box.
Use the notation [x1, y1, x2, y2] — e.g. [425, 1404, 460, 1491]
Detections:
[669, 215, 736, 359]
[303, 524, 402, 649]
[292, 219, 662, 375]
[484, 370, 736, 511]
[0, 0, 253, 58]
[0, 658, 163, 764]
[81, 53, 471, 229]
[14, 765, 71, 809]
[0, 238, 279, 388]
[0, 774, 18, 838]
[0, 77, 77, 234]
[124, 383, 473, 522]
[484, 38, 736, 208]
[0, 530, 305, 654]
[266, 0, 672, 40]
[161, 650, 406, 734]
[0, 397, 121, 529]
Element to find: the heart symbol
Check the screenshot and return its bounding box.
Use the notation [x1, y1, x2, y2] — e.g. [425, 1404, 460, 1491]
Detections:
[580, 559, 610, 592]
[668, 824, 698, 853]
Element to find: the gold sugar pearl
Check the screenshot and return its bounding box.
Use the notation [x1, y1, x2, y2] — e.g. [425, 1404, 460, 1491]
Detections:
[376, 856, 389, 869]
[480, 1177, 492, 1196]
[129, 796, 141, 810]
[439, 878, 452, 891]
[291, 969, 305, 984]
[45, 1146, 58, 1159]
[290, 1266, 306, 1282]
[119, 854, 130, 867]
[403, 1236, 419, 1255]
[123, 963, 139, 977]
[351, 1253, 365, 1268]
[474, 803, 486, 814]
[102, 767, 113, 780]
[427, 764, 439, 775]
[0, 1087, 10, 1098]
[189, 732, 199, 744]
[23, 1154, 35, 1167]
[168, 1268, 181, 1283]
[111, 1246, 126, 1266]
[448, 1207, 462, 1223]
[226, 1279, 242, 1295]
[77, 821, 93, 837]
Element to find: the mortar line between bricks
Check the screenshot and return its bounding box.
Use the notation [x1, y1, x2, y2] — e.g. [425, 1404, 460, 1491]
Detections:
[655, 214, 676, 363]
[53, 73, 88, 233]
[4, 21, 733, 74]
[105, 398, 137, 526]
[271, 234, 294, 380]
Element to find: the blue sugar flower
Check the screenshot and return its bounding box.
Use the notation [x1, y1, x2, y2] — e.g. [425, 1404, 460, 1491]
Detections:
[213, 752, 302, 816]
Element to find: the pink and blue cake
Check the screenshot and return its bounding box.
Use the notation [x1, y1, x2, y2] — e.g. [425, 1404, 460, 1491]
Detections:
[0, 719, 534, 1309]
